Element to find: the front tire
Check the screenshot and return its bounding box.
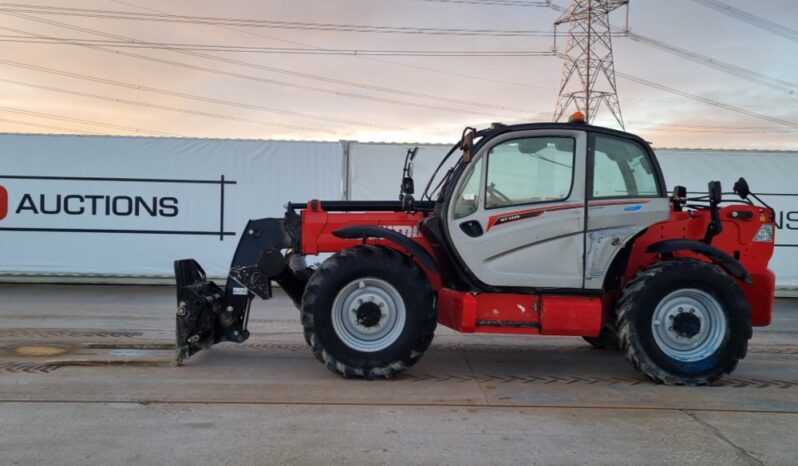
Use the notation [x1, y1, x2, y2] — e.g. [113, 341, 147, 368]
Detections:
[301, 245, 437, 379]
[617, 259, 751, 385]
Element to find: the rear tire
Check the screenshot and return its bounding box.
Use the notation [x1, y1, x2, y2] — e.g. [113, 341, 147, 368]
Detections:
[301, 245, 437, 379]
[617, 259, 751, 385]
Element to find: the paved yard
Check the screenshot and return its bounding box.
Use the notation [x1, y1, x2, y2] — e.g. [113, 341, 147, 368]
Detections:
[1, 284, 796, 465]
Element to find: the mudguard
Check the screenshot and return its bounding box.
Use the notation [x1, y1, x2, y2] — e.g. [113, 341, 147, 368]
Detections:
[646, 239, 753, 284]
[333, 225, 438, 272]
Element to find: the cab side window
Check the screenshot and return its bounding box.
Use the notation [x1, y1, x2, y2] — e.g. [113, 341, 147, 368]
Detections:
[484, 137, 575, 209]
[592, 135, 659, 198]
[453, 158, 483, 219]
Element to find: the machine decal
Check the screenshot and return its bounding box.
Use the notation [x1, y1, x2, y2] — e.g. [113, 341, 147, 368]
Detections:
[380, 224, 422, 238]
[487, 199, 652, 231]
[487, 202, 583, 230]
[588, 199, 651, 208]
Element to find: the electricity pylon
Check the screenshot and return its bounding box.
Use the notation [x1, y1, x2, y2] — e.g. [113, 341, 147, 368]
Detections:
[553, 0, 628, 129]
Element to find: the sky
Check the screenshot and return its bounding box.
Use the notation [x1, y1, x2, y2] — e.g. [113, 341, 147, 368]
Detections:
[0, 0, 796, 149]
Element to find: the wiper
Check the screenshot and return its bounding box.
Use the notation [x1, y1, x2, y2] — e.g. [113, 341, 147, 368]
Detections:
[526, 151, 572, 169]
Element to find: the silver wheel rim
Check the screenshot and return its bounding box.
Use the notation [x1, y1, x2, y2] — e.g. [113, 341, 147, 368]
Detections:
[651, 289, 727, 362]
[331, 277, 406, 352]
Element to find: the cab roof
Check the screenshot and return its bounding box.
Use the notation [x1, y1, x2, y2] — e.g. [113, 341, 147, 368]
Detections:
[475, 121, 650, 149]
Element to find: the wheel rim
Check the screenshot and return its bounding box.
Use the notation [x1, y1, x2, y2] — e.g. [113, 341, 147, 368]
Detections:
[651, 289, 727, 362]
[331, 277, 406, 352]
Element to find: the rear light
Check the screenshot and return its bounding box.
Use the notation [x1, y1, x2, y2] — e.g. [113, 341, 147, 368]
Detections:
[753, 224, 774, 242]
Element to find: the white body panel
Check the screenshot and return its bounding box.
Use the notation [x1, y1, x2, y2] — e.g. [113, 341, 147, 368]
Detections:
[583, 198, 671, 289]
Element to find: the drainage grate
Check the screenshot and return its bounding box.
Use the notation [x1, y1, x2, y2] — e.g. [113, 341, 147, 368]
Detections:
[403, 372, 798, 389]
[0, 361, 63, 374]
[0, 329, 144, 339]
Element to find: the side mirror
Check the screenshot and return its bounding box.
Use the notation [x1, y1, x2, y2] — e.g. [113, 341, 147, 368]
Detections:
[400, 147, 417, 200]
[708, 181, 722, 205]
[703, 181, 723, 244]
[733, 177, 750, 200]
[401, 175, 414, 195]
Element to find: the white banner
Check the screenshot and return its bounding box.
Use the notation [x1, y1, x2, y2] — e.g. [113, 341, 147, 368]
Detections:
[1, 134, 796, 288]
[0, 134, 343, 277]
[347, 142, 456, 201]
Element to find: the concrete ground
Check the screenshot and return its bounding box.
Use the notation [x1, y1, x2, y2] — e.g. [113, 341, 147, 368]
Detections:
[1, 284, 796, 465]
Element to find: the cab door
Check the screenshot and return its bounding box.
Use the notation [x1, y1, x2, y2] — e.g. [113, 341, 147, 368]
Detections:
[446, 129, 587, 289]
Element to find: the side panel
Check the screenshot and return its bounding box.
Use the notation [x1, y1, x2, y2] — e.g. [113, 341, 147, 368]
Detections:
[584, 198, 670, 288]
[539, 295, 602, 336]
[436, 288, 602, 336]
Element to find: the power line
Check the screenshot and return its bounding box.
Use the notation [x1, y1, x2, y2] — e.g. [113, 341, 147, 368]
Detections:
[616, 71, 798, 130]
[12, 0, 789, 135]
[404, 0, 550, 6]
[0, 3, 566, 36]
[0, 115, 111, 134]
[106, 0, 561, 106]
[0, 35, 557, 56]
[623, 31, 798, 96]
[0, 58, 398, 131]
[0, 105, 180, 136]
[21, 2, 789, 129]
[687, 0, 798, 43]
[641, 128, 796, 134]
[2, 14, 535, 117]
[97, 0, 798, 107]
[100, 0, 735, 117]
[0, 78, 340, 135]
[631, 121, 798, 134]
[636, 121, 797, 132]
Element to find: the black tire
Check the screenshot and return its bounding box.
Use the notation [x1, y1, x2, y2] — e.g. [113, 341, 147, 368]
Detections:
[617, 259, 752, 385]
[301, 245, 437, 379]
[582, 326, 620, 350]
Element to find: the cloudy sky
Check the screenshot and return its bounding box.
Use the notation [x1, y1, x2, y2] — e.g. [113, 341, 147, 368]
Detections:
[0, 0, 796, 149]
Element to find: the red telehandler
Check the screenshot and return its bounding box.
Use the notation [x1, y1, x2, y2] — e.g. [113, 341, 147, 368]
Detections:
[174, 117, 776, 385]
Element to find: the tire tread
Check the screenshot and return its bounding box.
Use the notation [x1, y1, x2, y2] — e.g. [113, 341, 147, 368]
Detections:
[616, 259, 751, 385]
[301, 245, 436, 379]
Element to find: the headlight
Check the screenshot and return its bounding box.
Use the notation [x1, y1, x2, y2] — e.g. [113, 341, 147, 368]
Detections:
[753, 224, 774, 242]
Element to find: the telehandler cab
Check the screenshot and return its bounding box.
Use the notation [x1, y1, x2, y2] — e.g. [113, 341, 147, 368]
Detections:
[175, 116, 776, 385]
